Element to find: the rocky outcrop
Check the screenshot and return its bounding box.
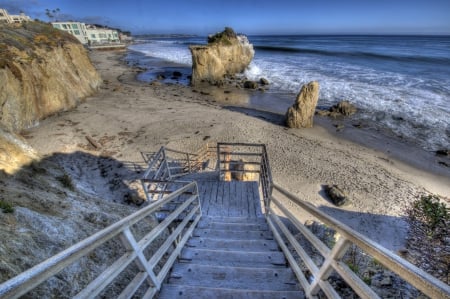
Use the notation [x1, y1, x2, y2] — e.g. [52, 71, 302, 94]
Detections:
[0, 125, 39, 174]
[189, 27, 254, 85]
[0, 22, 101, 132]
[332, 100, 357, 116]
[285, 81, 320, 128]
[316, 100, 357, 118]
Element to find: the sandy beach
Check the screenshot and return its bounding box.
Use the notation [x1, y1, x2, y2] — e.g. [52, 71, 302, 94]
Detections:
[24, 49, 450, 252]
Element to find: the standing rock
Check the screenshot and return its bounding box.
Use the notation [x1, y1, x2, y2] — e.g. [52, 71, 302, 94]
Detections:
[285, 81, 320, 128]
[190, 27, 254, 85]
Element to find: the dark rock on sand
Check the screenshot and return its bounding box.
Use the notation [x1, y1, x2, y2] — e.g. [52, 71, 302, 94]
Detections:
[331, 100, 357, 116]
[436, 149, 449, 156]
[173, 71, 182, 77]
[244, 81, 258, 89]
[324, 184, 349, 206]
[260, 77, 270, 85]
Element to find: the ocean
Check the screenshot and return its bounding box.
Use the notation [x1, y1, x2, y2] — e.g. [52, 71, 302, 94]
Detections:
[127, 35, 450, 151]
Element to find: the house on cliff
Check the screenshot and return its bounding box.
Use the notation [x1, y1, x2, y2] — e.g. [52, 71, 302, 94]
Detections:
[0, 8, 31, 24]
[52, 22, 122, 46]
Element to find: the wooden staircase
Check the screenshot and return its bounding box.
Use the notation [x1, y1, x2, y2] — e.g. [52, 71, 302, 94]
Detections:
[159, 216, 305, 299]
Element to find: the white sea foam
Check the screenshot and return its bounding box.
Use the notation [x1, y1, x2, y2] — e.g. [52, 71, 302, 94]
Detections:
[129, 42, 192, 65]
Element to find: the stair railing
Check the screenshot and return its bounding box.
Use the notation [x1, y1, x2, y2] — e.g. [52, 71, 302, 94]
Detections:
[266, 183, 450, 299]
[141, 144, 212, 201]
[0, 182, 202, 299]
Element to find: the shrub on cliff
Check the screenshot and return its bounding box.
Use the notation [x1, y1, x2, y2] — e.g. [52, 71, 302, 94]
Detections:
[406, 194, 449, 283]
[207, 27, 237, 45]
[408, 194, 449, 238]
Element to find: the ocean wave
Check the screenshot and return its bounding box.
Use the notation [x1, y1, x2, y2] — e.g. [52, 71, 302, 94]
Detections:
[254, 45, 450, 64]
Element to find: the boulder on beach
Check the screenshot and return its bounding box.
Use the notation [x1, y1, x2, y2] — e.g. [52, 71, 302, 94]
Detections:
[260, 78, 270, 85]
[331, 100, 357, 116]
[189, 27, 254, 85]
[285, 81, 320, 128]
[324, 184, 349, 206]
[244, 80, 258, 89]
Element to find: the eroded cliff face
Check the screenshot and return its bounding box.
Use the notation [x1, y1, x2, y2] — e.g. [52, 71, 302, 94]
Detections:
[190, 27, 254, 85]
[0, 22, 101, 132]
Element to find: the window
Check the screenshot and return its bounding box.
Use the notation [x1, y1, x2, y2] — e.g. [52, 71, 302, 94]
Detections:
[0, 13, 4, 16]
[62, 24, 68, 29]
[91, 34, 96, 38]
[71, 24, 78, 29]
[53, 24, 60, 28]
[74, 30, 80, 35]
[99, 33, 107, 38]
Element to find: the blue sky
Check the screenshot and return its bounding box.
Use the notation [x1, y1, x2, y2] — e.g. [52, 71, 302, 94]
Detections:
[1, 0, 449, 35]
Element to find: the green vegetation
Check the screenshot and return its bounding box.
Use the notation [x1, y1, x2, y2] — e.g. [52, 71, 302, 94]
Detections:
[408, 194, 449, 238]
[207, 27, 237, 45]
[0, 199, 14, 213]
[57, 173, 75, 191]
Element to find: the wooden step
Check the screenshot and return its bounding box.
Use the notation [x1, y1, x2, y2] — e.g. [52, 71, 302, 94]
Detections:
[168, 264, 299, 291]
[200, 216, 266, 224]
[179, 248, 287, 268]
[187, 237, 279, 252]
[193, 228, 273, 239]
[197, 221, 269, 231]
[158, 285, 305, 299]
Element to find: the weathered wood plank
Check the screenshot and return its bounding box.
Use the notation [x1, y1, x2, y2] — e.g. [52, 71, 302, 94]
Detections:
[168, 264, 299, 291]
[186, 237, 279, 252]
[196, 222, 269, 231]
[208, 182, 218, 216]
[252, 182, 264, 217]
[246, 182, 255, 218]
[199, 181, 209, 215]
[223, 182, 230, 217]
[179, 248, 286, 268]
[193, 228, 273, 240]
[158, 285, 305, 299]
[199, 216, 266, 224]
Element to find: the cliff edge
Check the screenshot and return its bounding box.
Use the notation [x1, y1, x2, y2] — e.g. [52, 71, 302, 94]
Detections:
[0, 22, 101, 132]
[189, 27, 254, 85]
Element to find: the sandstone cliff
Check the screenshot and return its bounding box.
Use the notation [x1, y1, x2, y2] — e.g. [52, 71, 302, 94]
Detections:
[189, 27, 254, 85]
[0, 22, 101, 132]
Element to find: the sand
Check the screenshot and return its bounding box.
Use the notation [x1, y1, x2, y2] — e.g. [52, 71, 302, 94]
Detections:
[24, 50, 450, 252]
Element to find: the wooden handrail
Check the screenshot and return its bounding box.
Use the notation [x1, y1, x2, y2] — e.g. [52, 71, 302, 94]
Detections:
[0, 182, 202, 299]
[268, 182, 450, 299]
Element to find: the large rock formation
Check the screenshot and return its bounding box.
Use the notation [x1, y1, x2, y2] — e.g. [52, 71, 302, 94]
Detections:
[285, 81, 320, 128]
[0, 22, 101, 132]
[189, 27, 254, 85]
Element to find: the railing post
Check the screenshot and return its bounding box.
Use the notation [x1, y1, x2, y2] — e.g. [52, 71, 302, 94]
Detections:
[217, 144, 221, 180]
[309, 237, 351, 296]
[120, 228, 160, 289]
[186, 153, 191, 173]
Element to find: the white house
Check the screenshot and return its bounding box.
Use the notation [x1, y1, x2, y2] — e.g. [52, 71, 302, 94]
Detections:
[52, 22, 121, 45]
[0, 8, 31, 24]
[51, 21, 88, 44]
[85, 25, 120, 44]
